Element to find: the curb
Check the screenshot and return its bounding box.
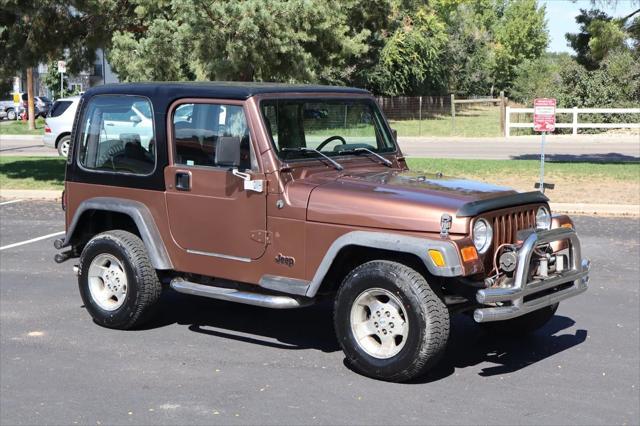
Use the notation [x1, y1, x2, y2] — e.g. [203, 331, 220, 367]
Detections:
[0, 135, 43, 142]
[0, 189, 62, 201]
[550, 202, 640, 217]
[1, 190, 638, 217]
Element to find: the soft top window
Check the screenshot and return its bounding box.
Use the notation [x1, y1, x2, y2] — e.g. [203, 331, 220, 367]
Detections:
[77, 95, 155, 175]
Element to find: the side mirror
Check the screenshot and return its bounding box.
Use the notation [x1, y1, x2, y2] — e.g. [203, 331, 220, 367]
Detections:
[391, 128, 398, 141]
[232, 168, 264, 193]
[130, 115, 142, 124]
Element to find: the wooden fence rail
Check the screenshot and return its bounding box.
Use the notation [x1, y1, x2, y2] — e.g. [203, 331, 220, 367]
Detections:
[505, 107, 640, 137]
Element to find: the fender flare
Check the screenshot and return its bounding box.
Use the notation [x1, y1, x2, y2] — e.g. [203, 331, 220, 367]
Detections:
[63, 197, 173, 270]
[302, 231, 463, 298]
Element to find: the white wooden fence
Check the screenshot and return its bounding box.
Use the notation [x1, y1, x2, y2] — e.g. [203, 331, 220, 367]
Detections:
[505, 107, 640, 137]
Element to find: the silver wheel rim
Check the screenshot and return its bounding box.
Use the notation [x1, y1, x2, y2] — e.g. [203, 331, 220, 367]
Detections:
[350, 288, 409, 359]
[7, 110, 15, 120]
[59, 140, 70, 157]
[87, 254, 128, 311]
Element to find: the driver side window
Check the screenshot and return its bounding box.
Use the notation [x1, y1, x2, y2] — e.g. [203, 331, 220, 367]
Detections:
[172, 103, 256, 170]
[77, 95, 155, 174]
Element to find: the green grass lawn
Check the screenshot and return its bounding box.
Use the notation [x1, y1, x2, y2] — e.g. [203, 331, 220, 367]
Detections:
[406, 158, 640, 181]
[390, 107, 501, 138]
[0, 118, 46, 135]
[0, 156, 66, 190]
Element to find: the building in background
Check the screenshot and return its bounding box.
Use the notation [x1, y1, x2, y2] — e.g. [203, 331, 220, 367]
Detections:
[11, 49, 119, 100]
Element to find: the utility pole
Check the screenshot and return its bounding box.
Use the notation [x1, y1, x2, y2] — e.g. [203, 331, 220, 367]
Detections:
[26, 67, 35, 131]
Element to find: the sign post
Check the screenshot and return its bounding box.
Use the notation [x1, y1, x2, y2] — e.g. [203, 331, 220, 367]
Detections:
[533, 98, 556, 193]
[57, 60, 66, 97]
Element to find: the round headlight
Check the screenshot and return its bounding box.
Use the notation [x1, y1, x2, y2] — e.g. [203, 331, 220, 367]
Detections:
[536, 206, 551, 230]
[473, 219, 493, 254]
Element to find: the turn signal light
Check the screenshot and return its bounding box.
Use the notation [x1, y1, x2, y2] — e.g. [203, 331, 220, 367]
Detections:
[428, 249, 446, 267]
[561, 223, 573, 229]
[461, 246, 479, 262]
[44, 125, 51, 133]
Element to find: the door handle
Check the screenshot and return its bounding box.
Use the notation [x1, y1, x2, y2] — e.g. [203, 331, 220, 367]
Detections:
[175, 171, 191, 191]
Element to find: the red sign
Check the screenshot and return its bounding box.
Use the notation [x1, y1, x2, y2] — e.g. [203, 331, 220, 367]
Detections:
[533, 98, 556, 132]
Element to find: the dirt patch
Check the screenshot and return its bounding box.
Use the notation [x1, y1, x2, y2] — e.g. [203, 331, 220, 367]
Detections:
[479, 175, 639, 205]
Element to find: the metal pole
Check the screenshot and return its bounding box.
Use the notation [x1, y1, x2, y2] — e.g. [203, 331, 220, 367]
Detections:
[499, 90, 505, 135]
[418, 96, 422, 136]
[539, 132, 546, 193]
[60, 71, 63, 96]
[450, 94, 455, 134]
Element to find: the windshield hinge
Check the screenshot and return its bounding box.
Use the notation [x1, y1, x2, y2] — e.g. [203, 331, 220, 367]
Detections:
[250, 230, 273, 245]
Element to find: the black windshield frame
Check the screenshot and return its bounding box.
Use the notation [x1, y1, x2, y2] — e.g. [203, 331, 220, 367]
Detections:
[259, 97, 397, 161]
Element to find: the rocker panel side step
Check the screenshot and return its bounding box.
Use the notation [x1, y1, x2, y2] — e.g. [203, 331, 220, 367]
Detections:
[169, 278, 313, 309]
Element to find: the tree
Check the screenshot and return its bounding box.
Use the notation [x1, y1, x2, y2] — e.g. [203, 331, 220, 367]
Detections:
[510, 53, 572, 104]
[442, 1, 497, 95]
[0, 1, 131, 128]
[368, 7, 449, 95]
[41, 62, 70, 100]
[492, 0, 549, 92]
[567, 9, 617, 70]
[555, 49, 639, 110]
[109, 0, 370, 83]
[566, 8, 640, 70]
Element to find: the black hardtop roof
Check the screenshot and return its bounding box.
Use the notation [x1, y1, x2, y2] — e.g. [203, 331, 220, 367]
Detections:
[84, 81, 370, 100]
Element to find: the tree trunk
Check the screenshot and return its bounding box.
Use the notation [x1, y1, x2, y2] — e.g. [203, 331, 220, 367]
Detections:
[27, 67, 35, 131]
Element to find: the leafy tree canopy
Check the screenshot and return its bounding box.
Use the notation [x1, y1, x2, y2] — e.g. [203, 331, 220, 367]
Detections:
[109, 0, 370, 83]
[0, 0, 133, 79]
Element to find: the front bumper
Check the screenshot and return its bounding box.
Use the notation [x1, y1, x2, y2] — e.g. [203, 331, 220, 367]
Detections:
[473, 227, 589, 323]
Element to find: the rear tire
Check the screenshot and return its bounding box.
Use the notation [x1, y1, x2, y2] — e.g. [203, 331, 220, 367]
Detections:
[6, 109, 16, 120]
[78, 230, 162, 329]
[334, 260, 449, 382]
[57, 135, 70, 157]
[481, 303, 559, 336]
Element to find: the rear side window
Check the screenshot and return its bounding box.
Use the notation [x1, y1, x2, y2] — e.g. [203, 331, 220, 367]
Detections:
[77, 95, 155, 175]
[49, 101, 72, 117]
[172, 103, 255, 170]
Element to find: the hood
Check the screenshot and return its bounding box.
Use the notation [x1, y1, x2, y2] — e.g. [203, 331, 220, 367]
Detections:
[307, 169, 518, 234]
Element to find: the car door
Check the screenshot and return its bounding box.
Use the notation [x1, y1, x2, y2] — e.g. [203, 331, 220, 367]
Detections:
[164, 99, 267, 261]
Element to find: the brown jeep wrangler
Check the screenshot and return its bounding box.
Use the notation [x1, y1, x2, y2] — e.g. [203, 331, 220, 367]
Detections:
[54, 82, 590, 382]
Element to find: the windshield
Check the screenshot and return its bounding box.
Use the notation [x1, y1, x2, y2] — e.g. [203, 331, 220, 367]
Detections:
[260, 98, 396, 161]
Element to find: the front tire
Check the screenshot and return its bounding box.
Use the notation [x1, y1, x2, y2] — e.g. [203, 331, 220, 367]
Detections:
[6, 109, 16, 120]
[57, 135, 70, 157]
[334, 260, 449, 382]
[78, 230, 162, 329]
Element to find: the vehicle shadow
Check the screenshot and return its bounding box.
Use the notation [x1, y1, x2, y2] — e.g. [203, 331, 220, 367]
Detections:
[143, 291, 587, 379]
[512, 153, 639, 163]
[142, 290, 340, 353]
[408, 313, 588, 384]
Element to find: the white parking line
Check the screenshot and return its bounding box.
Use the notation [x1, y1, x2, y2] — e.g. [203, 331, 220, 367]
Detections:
[0, 199, 24, 206]
[0, 231, 64, 251]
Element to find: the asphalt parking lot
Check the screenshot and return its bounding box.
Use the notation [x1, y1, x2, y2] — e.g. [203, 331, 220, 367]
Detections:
[0, 200, 638, 425]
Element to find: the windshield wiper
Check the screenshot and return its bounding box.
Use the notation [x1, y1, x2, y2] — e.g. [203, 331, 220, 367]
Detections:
[281, 147, 343, 171]
[345, 147, 393, 167]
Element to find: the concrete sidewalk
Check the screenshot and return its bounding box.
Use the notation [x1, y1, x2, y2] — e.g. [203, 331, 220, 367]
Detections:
[2, 189, 638, 217]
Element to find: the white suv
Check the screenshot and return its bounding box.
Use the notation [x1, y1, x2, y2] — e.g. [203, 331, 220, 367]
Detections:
[43, 97, 80, 157]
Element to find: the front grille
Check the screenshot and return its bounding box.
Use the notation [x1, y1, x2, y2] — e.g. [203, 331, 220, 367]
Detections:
[492, 208, 537, 247]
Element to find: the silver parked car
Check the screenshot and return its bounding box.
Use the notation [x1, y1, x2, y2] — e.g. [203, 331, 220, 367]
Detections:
[43, 97, 80, 157]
